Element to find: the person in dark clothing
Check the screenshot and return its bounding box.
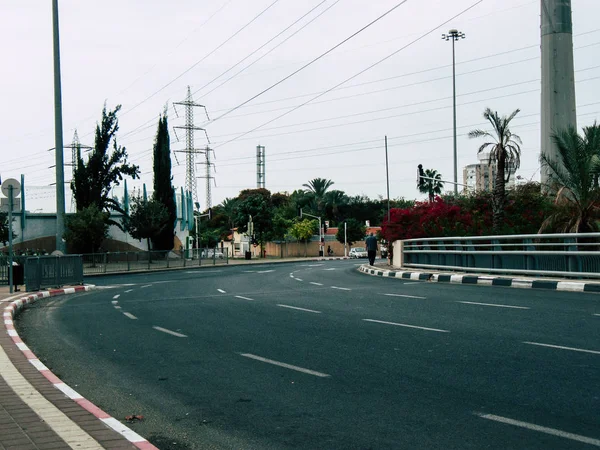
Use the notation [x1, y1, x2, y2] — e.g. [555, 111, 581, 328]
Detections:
[365, 232, 378, 266]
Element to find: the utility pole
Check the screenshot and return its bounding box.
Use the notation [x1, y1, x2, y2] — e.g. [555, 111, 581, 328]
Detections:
[300, 209, 323, 257]
[52, 0, 66, 252]
[174, 86, 210, 206]
[442, 29, 465, 195]
[540, 0, 576, 188]
[385, 136, 390, 224]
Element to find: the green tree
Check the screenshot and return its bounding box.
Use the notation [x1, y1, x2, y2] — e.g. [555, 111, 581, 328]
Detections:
[0, 212, 17, 246]
[71, 104, 140, 217]
[468, 108, 522, 231]
[63, 204, 110, 253]
[288, 219, 317, 256]
[418, 168, 444, 202]
[539, 124, 600, 233]
[123, 197, 169, 253]
[303, 178, 334, 216]
[151, 112, 176, 250]
[336, 218, 366, 247]
[233, 189, 274, 255]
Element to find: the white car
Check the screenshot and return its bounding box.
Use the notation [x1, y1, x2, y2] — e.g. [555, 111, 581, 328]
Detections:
[349, 247, 368, 258]
[202, 249, 224, 259]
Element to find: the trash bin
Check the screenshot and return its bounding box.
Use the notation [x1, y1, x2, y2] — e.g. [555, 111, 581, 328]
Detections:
[245, 251, 251, 260]
[12, 263, 24, 290]
[319, 250, 324, 257]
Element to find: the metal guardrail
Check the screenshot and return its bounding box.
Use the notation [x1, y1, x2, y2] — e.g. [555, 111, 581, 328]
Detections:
[81, 248, 229, 275]
[401, 232, 600, 278]
[25, 255, 84, 291]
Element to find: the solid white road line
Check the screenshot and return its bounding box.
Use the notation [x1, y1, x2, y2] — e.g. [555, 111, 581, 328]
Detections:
[112, 294, 120, 300]
[458, 301, 530, 310]
[186, 270, 223, 274]
[331, 286, 351, 291]
[277, 304, 321, 314]
[475, 413, 600, 447]
[402, 282, 421, 285]
[594, 314, 600, 317]
[124, 289, 133, 293]
[384, 293, 426, 299]
[310, 282, 324, 286]
[217, 289, 226, 293]
[153, 326, 187, 338]
[324, 268, 336, 271]
[235, 295, 254, 301]
[363, 319, 450, 333]
[239, 353, 330, 378]
[123, 312, 137, 320]
[523, 341, 600, 355]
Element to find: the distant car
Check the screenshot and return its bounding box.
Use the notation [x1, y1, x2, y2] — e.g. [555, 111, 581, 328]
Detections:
[202, 249, 224, 259]
[349, 247, 368, 258]
[380, 245, 388, 258]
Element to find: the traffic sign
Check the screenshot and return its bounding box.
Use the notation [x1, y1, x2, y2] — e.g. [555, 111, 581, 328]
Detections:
[1, 178, 21, 198]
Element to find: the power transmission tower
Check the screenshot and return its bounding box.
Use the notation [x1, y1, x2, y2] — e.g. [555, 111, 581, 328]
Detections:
[540, 0, 576, 187]
[65, 129, 91, 212]
[256, 145, 265, 189]
[174, 86, 209, 206]
[197, 146, 216, 209]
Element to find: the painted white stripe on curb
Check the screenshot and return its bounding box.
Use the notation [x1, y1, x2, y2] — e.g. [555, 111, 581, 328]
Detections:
[363, 319, 450, 333]
[153, 326, 188, 338]
[55, 383, 84, 400]
[410, 273, 421, 280]
[512, 279, 533, 288]
[7, 329, 18, 337]
[450, 274, 463, 283]
[102, 417, 147, 444]
[235, 295, 254, 301]
[524, 341, 600, 355]
[384, 293, 426, 299]
[29, 359, 50, 371]
[240, 353, 330, 378]
[16, 342, 29, 351]
[277, 304, 322, 314]
[556, 281, 586, 292]
[123, 312, 138, 320]
[217, 289, 226, 293]
[4, 319, 12, 325]
[332, 286, 351, 291]
[475, 413, 600, 447]
[310, 282, 324, 286]
[457, 301, 530, 309]
[63, 287, 76, 294]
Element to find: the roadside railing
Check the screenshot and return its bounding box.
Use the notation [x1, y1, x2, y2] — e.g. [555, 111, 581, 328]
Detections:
[25, 255, 84, 291]
[399, 232, 600, 278]
[81, 248, 229, 275]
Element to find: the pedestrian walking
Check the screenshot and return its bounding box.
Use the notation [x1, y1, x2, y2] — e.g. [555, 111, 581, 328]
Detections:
[365, 232, 378, 266]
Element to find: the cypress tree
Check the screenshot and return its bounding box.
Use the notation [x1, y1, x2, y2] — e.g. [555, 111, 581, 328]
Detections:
[151, 113, 177, 250]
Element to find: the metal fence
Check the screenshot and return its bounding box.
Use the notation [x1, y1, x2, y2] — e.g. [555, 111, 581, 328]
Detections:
[25, 255, 84, 291]
[81, 248, 229, 275]
[401, 232, 600, 278]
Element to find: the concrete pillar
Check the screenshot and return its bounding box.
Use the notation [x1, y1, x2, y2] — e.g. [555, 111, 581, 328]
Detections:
[540, 0, 577, 187]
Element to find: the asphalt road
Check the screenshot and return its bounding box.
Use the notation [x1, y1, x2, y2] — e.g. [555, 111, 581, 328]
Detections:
[15, 259, 600, 449]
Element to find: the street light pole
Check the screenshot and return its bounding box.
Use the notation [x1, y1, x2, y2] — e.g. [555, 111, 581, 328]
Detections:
[442, 29, 465, 195]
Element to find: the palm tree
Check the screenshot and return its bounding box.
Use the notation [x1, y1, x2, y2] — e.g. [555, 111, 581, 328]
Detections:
[302, 178, 334, 216]
[539, 124, 600, 233]
[418, 168, 444, 202]
[469, 108, 522, 231]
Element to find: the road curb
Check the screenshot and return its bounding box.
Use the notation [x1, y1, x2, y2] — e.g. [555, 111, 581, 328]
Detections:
[3, 286, 159, 450]
[358, 265, 600, 293]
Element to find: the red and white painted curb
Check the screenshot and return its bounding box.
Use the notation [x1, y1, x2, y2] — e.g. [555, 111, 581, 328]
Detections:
[3, 286, 158, 450]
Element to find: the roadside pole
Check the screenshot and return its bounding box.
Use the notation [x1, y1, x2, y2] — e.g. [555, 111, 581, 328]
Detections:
[8, 186, 13, 294]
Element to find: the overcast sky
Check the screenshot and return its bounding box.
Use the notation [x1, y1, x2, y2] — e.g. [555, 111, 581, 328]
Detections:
[2, 0, 599, 212]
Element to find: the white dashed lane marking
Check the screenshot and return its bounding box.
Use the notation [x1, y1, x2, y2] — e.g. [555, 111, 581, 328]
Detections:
[277, 304, 321, 314]
[458, 301, 529, 309]
[310, 282, 324, 286]
[111, 301, 119, 305]
[217, 289, 226, 293]
[141, 285, 152, 288]
[112, 294, 120, 300]
[523, 341, 600, 355]
[123, 312, 137, 320]
[240, 353, 330, 378]
[295, 278, 303, 282]
[235, 295, 254, 301]
[475, 413, 600, 447]
[363, 319, 449, 333]
[383, 293, 426, 299]
[124, 289, 133, 293]
[331, 286, 350, 291]
[153, 326, 187, 338]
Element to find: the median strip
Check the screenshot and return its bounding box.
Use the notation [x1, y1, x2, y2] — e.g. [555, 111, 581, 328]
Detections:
[152, 326, 187, 338]
[363, 319, 449, 333]
[239, 353, 330, 378]
[475, 413, 600, 447]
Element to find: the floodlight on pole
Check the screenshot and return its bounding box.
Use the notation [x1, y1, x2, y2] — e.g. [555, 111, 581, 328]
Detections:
[442, 29, 465, 195]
